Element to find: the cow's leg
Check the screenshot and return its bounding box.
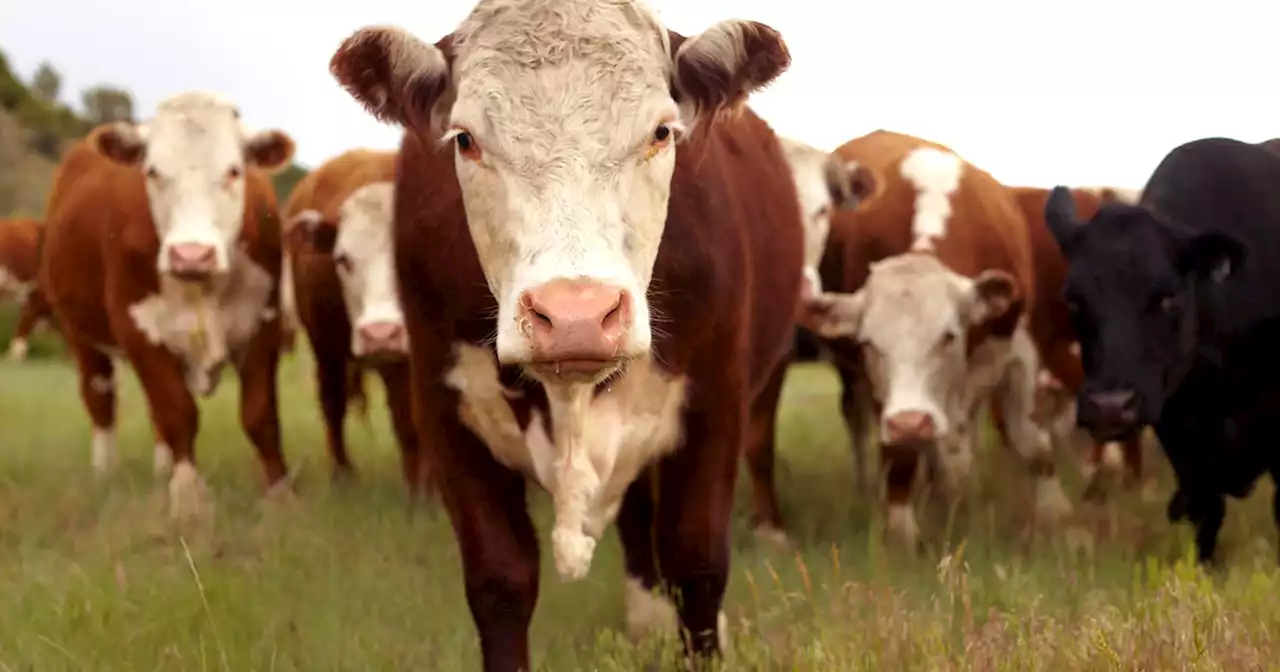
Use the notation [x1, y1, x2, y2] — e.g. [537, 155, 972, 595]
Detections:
[616, 471, 730, 652]
[993, 331, 1073, 523]
[69, 340, 118, 473]
[882, 441, 923, 552]
[234, 322, 289, 491]
[313, 345, 356, 479]
[278, 255, 299, 354]
[7, 290, 51, 361]
[377, 362, 428, 500]
[436, 410, 539, 672]
[743, 359, 790, 548]
[836, 361, 875, 495]
[151, 426, 173, 477]
[124, 348, 204, 520]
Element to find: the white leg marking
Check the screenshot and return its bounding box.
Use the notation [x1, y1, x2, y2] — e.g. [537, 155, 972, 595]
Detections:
[91, 426, 117, 474]
[168, 461, 212, 521]
[1100, 441, 1124, 471]
[6, 337, 28, 361]
[886, 502, 920, 550]
[154, 442, 174, 476]
[623, 576, 729, 650]
[899, 147, 963, 252]
[752, 523, 792, 551]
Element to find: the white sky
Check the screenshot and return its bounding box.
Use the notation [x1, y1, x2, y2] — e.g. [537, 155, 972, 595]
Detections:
[1, 0, 1277, 189]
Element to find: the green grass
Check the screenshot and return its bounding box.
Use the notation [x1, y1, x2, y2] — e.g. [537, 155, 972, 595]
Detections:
[1, 351, 1279, 671]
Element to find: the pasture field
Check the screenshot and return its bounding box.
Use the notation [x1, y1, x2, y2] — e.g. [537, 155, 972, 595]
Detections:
[2, 340, 1280, 670]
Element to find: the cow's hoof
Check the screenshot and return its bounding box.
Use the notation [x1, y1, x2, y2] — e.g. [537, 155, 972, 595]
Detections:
[1035, 477, 1074, 522]
[552, 527, 595, 581]
[153, 443, 174, 477]
[168, 462, 212, 522]
[751, 524, 792, 551]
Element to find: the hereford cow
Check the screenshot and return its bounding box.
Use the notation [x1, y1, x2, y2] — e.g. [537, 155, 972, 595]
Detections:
[330, 1, 800, 666]
[1008, 185, 1151, 498]
[1044, 136, 1280, 564]
[799, 130, 1074, 551]
[282, 149, 426, 496]
[40, 91, 296, 518]
[747, 136, 874, 545]
[1, 217, 55, 360]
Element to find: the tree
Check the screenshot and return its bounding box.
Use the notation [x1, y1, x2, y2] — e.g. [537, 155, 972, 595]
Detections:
[31, 62, 61, 102]
[81, 86, 135, 125]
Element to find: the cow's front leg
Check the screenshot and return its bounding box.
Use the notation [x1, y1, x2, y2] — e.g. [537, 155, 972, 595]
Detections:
[234, 322, 289, 491]
[436, 407, 540, 672]
[994, 331, 1072, 524]
[742, 359, 791, 549]
[122, 343, 205, 520]
[649, 392, 742, 662]
[378, 362, 429, 500]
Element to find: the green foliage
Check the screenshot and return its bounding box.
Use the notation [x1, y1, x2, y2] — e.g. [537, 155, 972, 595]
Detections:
[80, 85, 134, 125]
[272, 162, 309, 202]
[30, 61, 61, 102]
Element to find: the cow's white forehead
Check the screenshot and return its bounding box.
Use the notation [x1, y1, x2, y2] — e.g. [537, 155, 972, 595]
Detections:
[146, 91, 244, 162]
[449, 0, 675, 162]
[335, 182, 394, 254]
[862, 255, 966, 338]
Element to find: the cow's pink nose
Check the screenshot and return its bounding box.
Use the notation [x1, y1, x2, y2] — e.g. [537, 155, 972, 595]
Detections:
[168, 243, 217, 280]
[518, 279, 629, 378]
[884, 411, 938, 444]
[357, 321, 407, 355]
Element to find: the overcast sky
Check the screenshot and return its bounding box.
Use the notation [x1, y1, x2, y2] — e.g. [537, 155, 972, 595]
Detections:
[1, 0, 1276, 188]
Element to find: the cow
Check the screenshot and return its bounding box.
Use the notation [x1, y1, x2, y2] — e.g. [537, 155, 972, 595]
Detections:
[745, 135, 874, 546]
[329, 1, 800, 667]
[1008, 185, 1151, 498]
[40, 91, 296, 519]
[799, 129, 1074, 551]
[0, 217, 55, 360]
[282, 148, 427, 497]
[1043, 136, 1280, 564]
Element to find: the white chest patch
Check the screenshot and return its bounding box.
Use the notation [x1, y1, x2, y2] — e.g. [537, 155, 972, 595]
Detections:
[0, 265, 34, 303]
[127, 249, 274, 397]
[445, 342, 688, 581]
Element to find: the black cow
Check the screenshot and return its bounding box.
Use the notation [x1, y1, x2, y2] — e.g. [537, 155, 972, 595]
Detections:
[1044, 137, 1280, 564]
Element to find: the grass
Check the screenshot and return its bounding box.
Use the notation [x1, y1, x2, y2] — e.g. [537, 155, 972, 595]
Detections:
[1, 348, 1279, 671]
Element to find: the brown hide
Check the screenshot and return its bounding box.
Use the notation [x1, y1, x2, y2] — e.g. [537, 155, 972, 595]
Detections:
[0, 217, 56, 352]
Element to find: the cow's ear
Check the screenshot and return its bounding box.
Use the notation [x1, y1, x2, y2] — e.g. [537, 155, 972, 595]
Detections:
[798, 289, 866, 339]
[287, 210, 339, 254]
[670, 21, 790, 129]
[245, 130, 296, 173]
[964, 269, 1020, 325]
[90, 122, 148, 166]
[1044, 185, 1084, 256]
[1176, 231, 1246, 284]
[330, 26, 453, 132]
[826, 158, 877, 211]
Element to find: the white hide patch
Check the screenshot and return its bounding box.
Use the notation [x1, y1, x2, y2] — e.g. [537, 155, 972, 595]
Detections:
[445, 342, 688, 581]
[332, 182, 402, 343]
[91, 426, 117, 473]
[0, 265, 34, 302]
[899, 148, 963, 252]
[6, 337, 28, 361]
[778, 136, 837, 296]
[128, 249, 274, 397]
[154, 442, 174, 476]
[623, 576, 729, 650]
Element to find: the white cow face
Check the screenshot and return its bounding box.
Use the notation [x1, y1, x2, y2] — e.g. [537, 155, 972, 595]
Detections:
[329, 1, 791, 384]
[91, 91, 295, 282]
[778, 137, 877, 298]
[288, 182, 406, 359]
[803, 253, 1019, 444]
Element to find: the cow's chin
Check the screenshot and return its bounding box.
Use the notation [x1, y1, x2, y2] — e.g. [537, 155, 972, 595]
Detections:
[526, 358, 627, 387]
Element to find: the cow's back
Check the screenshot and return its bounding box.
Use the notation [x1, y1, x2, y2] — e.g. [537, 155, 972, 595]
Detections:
[1143, 138, 1280, 337]
[826, 131, 1033, 301]
[0, 217, 43, 281]
[284, 149, 396, 221]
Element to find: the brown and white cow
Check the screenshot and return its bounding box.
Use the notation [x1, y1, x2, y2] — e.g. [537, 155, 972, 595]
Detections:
[282, 148, 427, 496]
[800, 130, 1074, 550]
[40, 91, 296, 518]
[0, 217, 56, 360]
[1009, 184, 1152, 499]
[330, 1, 800, 666]
[744, 136, 875, 547]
